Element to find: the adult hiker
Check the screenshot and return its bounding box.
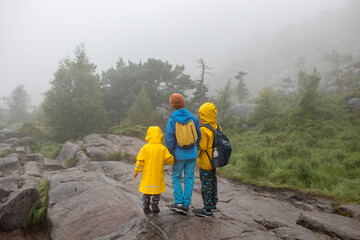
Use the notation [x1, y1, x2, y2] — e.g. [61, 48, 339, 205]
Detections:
[165, 93, 201, 214]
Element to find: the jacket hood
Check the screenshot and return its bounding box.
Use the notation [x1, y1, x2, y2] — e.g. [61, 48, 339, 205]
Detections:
[170, 108, 193, 124]
[145, 126, 163, 143]
[198, 102, 217, 125]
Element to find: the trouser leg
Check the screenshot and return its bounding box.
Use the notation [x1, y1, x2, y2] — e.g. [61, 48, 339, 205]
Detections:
[183, 159, 196, 207]
[142, 194, 151, 208]
[210, 169, 218, 207]
[152, 194, 161, 204]
[199, 168, 215, 211]
[171, 160, 185, 204]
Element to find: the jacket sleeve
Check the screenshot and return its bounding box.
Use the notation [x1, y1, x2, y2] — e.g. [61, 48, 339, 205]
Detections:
[193, 116, 202, 146]
[163, 147, 174, 165]
[165, 119, 176, 155]
[198, 127, 210, 151]
[134, 146, 146, 174]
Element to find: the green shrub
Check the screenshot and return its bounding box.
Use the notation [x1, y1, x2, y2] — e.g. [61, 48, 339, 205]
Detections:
[268, 168, 293, 184]
[219, 115, 247, 134]
[302, 133, 317, 147]
[0, 148, 13, 158]
[241, 148, 267, 177]
[101, 133, 108, 138]
[18, 122, 46, 141]
[334, 150, 346, 161]
[0, 121, 7, 129]
[106, 151, 122, 161]
[276, 142, 299, 159]
[38, 142, 63, 159]
[349, 112, 360, 125]
[321, 126, 335, 138]
[260, 119, 278, 133]
[25, 178, 48, 227]
[344, 156, 360, 170]
[109, 123, 147, 139]
[331, 179, 360, 204]
[286, 157, 312, 187]
[243, 148, 264, 169]
[66, 158, 78, 168]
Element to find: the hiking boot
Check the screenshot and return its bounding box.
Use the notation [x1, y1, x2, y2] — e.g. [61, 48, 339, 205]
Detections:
[169, 203, 184, 213]
[211, 206, 219, 212]
[151, 203, 160, 213]
[143, 206, 152, 215]
[192, 208, 212, 218]
[182, 206, 189, 215]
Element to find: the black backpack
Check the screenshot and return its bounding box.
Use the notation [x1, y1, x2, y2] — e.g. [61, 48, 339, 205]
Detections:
[201, 124, 232, 168]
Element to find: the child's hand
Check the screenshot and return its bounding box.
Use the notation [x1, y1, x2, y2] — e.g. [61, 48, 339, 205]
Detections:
[134, 173, 138, 178]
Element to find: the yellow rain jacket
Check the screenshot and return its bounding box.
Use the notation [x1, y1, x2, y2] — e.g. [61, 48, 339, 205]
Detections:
[197, 102, 220, 170]
[135, 126, 174, 194]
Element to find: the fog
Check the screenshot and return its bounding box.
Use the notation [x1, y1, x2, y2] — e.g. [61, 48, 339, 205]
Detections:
[0, 0, 352, 106]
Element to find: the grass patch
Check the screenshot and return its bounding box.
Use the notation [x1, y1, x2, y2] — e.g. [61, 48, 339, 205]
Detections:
[25, 178, 48, 227]
[108, 123, 147, 139]
[106, 151, 122, 161]
[218, 121, 360, 204]
[0, 148, 13, 158]
[66, 158, 78, 168]
[37, 142, 63, 159]
[106, 151, 137, 163]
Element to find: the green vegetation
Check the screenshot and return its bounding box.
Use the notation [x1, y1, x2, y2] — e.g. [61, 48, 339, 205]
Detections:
[37, 142, 63, 159]
[18, 122, 45, 141]
[105, 150, 137, 163]
[102, 57, 195, 126]
[106, 151, 123, 161]
[0, 121, 7, 129]
[66, 158, 78, 168]
[42, 44, 109, 142]
[25, 178, 48, 227]
[108, 123, 148, 139]
[6, 84, 31, 122]
[0, 148, 13, 158]
[218, 70, 360, 203]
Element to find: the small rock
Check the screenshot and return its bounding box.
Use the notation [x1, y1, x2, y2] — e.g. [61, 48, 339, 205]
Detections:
[43, 158, 63, 171]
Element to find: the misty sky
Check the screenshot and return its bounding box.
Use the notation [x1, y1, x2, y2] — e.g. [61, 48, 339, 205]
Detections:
[0, 0, 348, 106]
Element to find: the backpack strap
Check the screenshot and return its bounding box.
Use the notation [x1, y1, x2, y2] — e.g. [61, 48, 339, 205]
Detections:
[200, 124, 217, 161]
[201, 124, 215, 132]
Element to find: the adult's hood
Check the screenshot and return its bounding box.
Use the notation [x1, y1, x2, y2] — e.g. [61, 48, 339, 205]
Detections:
[198, 102, 217, 125]
[145, 126, 163, 144]
[170, 108, 193, 124]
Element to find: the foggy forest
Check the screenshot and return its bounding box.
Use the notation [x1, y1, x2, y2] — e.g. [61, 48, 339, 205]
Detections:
[0, 0, 360, 238]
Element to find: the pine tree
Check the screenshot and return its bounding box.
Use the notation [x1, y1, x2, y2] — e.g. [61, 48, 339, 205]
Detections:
[43, 44, 109, 142]
[7, 84, 31, 122]
[214, 79, 234, 119]
[127, 87, 163, 126]
[235, 71, 249, 103]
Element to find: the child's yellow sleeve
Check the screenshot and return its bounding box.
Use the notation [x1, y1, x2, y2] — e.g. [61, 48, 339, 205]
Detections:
[163, 147, 174, 165]
[134, 146, 146, 174]
[199, 127, 210, 151]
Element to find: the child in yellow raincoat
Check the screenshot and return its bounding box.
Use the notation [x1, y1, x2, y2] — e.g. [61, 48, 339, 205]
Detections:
[193, 102, 219, 218]
[134, 126, 174, 215]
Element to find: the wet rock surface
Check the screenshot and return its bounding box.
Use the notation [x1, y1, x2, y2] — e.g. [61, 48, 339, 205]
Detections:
[0, 131, 359, 240]
[46, 161, 360, 240]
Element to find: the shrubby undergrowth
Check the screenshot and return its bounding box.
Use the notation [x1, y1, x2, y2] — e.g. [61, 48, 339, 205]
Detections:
[26, 178, 48, 227]
[218, 88, 360, 203]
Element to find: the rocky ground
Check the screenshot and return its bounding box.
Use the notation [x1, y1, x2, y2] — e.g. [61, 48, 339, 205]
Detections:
[0, 129, 359, 240]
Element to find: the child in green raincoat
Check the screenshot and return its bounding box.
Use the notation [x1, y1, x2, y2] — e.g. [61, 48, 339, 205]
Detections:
[134, 126, 174, 215]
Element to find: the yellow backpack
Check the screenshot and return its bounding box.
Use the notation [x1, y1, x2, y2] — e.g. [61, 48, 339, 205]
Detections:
[175, 120, 198, 149]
